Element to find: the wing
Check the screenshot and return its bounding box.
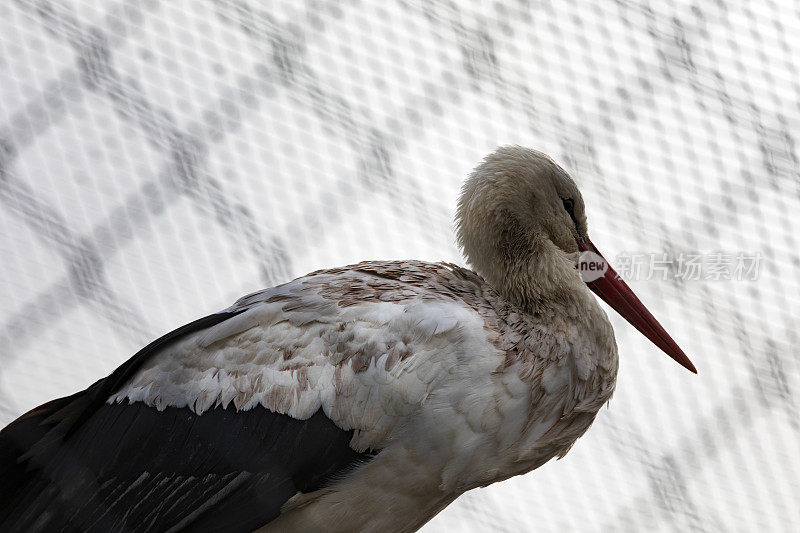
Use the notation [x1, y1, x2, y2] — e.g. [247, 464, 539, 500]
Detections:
[0, 309, 376, 533]
[0, 261, 493, 532]
[0, 403, 373, 532]
[109, 261, 493, 451]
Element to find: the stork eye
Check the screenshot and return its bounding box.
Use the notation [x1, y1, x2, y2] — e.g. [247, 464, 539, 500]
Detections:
[562, 198, 578, 227]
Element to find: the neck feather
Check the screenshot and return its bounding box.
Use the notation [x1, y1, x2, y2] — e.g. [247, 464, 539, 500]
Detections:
[474, 238, 588, 315]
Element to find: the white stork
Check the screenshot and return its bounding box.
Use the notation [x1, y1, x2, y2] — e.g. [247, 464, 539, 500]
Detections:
[0, 146, 696, 532]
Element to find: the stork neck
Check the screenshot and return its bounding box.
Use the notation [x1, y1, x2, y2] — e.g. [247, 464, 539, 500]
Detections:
[484, 239, 587, 316]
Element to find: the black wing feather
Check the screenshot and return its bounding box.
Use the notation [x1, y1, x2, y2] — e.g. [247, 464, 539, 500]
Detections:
[0, 311, 378, 532]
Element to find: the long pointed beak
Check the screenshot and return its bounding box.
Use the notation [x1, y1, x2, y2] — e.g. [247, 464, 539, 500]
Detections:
[578, 239, 697, 374]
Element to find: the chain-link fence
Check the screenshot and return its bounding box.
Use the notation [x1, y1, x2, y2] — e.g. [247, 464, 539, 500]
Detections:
[1, 0, 798, 531]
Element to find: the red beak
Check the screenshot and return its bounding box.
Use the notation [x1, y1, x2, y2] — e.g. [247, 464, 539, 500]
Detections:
[578, 239, 697, 374]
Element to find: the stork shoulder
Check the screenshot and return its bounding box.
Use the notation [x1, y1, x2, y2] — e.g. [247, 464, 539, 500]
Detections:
[110, 260, 502, 451]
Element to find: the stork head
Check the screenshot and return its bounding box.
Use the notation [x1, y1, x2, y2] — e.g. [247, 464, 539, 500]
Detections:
[456, 145, 696, 373]
[456, 146, 586, 264]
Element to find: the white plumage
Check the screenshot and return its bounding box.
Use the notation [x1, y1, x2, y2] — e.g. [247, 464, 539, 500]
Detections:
[0, 146, 694, 533]
[107, 256, 616, 532]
